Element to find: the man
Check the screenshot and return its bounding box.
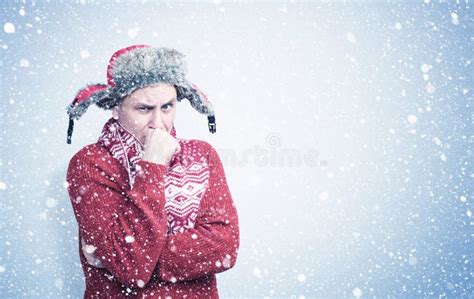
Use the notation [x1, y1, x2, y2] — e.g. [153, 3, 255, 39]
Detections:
[66, 45, 239, 298]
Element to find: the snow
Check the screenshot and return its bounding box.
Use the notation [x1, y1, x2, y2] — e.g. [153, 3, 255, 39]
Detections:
[54, 278, 64, 289]
[45, 197, 57, 208]
[252, 266, 261, 278]
[128, 27, 139, 39]
[408, 255, 418, 266]
[407, 114, 417, 125]
[19, 59, 29, 68]
[426, 82, 436, 94]
[83, 244, 97, 254]
[4, 22, 15, 33]
[80, 49, 90, 59]
[125, 235, 135, 243]
[451, 13, 459, 25]
[346, 32, 356, 43]
[297, 273, 306, 282]
[352, 287, 362, 298]
[421, 64, 430, 73]
[319, 191, 328, 201]
[440, 153, 447, 162]
[222, 254, 232, 268]
[136, 279, 145, 288]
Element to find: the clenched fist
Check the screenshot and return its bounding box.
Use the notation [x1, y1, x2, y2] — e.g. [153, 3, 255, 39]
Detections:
[142, 128, 181, 165]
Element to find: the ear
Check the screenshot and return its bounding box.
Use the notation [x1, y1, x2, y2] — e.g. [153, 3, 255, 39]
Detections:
[112, 107, 119, 120]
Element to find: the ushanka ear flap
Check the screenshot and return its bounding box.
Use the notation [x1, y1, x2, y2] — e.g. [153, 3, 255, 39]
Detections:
[66, 84, 109, 144]
[175, 83, 216, 133]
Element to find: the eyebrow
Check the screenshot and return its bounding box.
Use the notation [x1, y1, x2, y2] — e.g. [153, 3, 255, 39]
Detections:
[136, 97, 177, 108]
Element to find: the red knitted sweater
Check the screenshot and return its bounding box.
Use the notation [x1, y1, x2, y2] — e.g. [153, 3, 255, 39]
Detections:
[67, 135, 239, 298]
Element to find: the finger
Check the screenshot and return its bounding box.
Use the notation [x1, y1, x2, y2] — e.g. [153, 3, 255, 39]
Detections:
[144, 128, 155, 147]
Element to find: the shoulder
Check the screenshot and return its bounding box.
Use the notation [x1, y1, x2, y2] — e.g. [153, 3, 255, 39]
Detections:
[69, 143, 107, 166]
[67, 143, 121, 175]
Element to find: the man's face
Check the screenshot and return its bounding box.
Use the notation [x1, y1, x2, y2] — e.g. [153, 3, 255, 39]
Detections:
[113, 83, 177, 145]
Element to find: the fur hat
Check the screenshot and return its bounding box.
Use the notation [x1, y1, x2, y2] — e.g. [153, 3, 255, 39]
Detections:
[66, 44, 216, 144]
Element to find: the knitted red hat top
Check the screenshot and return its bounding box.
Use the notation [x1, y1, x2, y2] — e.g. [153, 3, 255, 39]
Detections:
[106, 44, 150, 87]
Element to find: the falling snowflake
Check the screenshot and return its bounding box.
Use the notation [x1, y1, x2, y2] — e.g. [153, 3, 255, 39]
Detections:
[4, 22, 15, 33]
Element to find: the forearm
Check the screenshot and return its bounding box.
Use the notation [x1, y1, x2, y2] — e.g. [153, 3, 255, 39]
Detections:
[157, 212, 239, 282]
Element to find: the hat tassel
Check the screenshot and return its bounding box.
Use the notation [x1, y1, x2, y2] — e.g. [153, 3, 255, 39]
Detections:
[67, 117, 74, 144]
[208, 115, 216, 133]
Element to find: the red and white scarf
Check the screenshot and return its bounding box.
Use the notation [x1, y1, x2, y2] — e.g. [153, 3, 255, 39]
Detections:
[97, 118, 209, 236]
[97, 118, 177, 188]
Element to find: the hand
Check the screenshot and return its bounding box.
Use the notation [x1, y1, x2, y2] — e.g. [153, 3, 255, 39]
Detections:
[142, 128, 181, 165]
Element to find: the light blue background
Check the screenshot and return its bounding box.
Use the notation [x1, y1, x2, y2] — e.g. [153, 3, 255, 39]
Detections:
[0, 1, 472, 298]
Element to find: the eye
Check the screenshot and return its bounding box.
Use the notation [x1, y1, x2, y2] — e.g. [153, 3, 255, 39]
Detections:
[162, 103, 174, 111]
[137, 106, 152, 112]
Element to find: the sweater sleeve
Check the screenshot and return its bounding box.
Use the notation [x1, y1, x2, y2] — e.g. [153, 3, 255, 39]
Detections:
[156, 142, 240, 282]
[67, 149, 169, 288]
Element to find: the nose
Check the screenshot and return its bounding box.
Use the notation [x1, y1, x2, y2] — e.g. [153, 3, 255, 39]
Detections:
[149, 110, 165, 131]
